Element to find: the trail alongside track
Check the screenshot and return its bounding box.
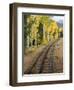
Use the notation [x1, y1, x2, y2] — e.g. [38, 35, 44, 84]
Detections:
[24, 38, 63, 74]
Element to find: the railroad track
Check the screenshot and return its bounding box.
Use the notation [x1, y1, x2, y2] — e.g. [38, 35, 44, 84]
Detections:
[24, 38, 60, 74]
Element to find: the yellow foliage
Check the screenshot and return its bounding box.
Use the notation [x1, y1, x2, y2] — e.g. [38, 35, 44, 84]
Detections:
[42, 39, 48, 45]
[26, 15, 63, 46]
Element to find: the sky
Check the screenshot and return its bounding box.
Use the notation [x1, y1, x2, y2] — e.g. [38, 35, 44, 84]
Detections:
[51, 16, 64, 23]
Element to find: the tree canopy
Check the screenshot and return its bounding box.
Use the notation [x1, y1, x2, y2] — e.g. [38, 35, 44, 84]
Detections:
[24, 15, 63, 48]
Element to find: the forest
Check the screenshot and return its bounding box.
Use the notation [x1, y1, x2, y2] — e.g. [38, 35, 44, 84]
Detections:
[24, 14, 63, 53]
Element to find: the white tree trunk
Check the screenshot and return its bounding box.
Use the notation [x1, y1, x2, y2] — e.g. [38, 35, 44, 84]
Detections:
[30, 38, 33, 47]
[47, 32, 49, 42]
[43, 26, 45, 41]
[27, 36, 29, 48]
[35, 32, 37, 46]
